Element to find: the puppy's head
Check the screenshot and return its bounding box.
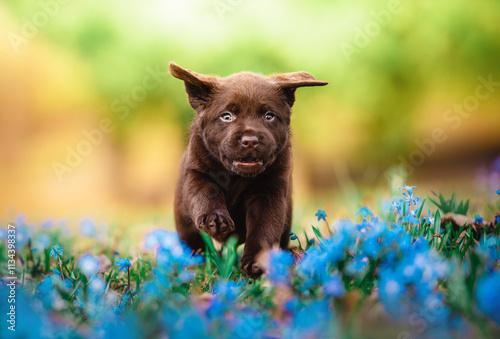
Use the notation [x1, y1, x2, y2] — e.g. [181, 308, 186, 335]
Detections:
[169, 62, 327, 177]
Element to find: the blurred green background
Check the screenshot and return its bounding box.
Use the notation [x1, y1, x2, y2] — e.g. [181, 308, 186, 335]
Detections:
[1, 0, 499, 225]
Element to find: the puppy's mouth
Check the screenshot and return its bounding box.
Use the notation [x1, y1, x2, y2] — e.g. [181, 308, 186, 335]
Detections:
[222, 154, 267, 177]
[232, 156, 264, 168]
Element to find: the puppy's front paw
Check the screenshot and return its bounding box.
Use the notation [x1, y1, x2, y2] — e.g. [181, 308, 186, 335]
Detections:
[241, 255, 263, 279]
[197, 209, 235, 239]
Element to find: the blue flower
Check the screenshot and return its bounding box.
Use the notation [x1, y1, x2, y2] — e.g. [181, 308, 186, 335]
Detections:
[378, 270, 406, 317]
[399, 185, 417, 196]
[362, 236, 381, 258]
[474, 215, 484, 225]
[50, 245, 64, 260]
[495, 215, 500, 225]
[213, 280, 243, 301]
[152, 230, 204, 273]
[80, 218, 97, 237]
[116, 257, 132, 273]
[34, 234, 51, 251]
[315, 209, 327, 221]
[268, 250, 294, 284]
[402, 191, 411, 201]
[357, 218, 371, 234]
[497, 188, 500, 195]
[89, 276, 106, 295]
[345, 255, 369, 276]
[403, 210, 420, 225]
[52, 269, 61, 275]
[476, 272, 500, 324]
[41, 219, 54, 230]
[422, 209, 434, 226]
[178, 270, 194, 283]
[291, 235, 298, 240]
[356, 206, 374, 218]
[322, 273, 345, 297]
[390, 199, 404, 213]
[78, 254, 100, 277]
[227, 308, 266, 338]
[286, 300, 333, 337]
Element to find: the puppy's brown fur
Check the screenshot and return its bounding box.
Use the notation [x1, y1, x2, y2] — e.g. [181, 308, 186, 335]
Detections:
[169, 62, 327, 277]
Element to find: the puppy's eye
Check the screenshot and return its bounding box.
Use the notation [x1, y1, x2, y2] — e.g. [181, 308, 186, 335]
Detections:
[220, 112, 234, 122]
[264, 112, 275, 121]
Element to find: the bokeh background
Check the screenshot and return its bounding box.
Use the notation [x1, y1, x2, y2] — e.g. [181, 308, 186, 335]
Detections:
[1, 0, 499, 228]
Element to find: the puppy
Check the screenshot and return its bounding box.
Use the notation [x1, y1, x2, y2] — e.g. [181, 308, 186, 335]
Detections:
[169, 62, 327, 277]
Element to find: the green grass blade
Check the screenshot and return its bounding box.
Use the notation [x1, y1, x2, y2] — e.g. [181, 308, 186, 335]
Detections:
[416, 198, 426, 218]
[221, 236, 238, 279]
[460, 233, 474, 257]
[434, 210, 442, 235]
[312, 225, 324, 240]
[200, 232, 217, 255]
[304, 231, 310, 250]
[463, 199, 470, 215]
[439, 193, 448, 211]
[449, 193, 456, 212]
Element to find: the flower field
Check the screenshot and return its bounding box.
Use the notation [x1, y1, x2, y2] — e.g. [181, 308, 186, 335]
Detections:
[1, 186, 500, 339]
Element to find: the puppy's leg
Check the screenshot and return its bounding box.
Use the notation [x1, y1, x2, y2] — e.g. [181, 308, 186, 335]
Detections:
[241, 191, 290, 278]
[174, 209, 205, 252]
[280, 195, 293, 249]
[177, 170, 235, 247]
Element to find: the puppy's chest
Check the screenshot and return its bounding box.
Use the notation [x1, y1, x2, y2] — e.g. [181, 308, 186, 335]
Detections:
[222, 178, 256, 209]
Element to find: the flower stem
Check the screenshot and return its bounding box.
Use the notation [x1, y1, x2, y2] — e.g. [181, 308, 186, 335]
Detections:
[127, 268, 131, 292]
[324, 218, 333, 236]
[58, 258, 65, 281]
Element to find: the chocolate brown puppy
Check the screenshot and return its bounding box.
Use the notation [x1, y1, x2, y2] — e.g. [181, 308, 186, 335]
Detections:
[169, 62, 327, 278]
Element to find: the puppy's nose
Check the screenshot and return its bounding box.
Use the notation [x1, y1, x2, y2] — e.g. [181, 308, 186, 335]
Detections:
[241, 135, 259, 148]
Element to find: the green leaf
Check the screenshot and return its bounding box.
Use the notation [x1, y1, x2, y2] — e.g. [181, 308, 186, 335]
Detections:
[44, 248, 50, 273]
[312, 225, 324, 241]
[221, 236, 238, 279]
[205, 250, 212, 276]
[439, 193, 448, 212]
[304, 231, 310, 250]
[462, 199, 469, 215]
[434, 210, 442, 235]
[105, 269, 114, 284]
[416, 198, 426, 218]
[200, 232, 217, 256]
[439, 232, 450, 252]
[449, 193, 456, 212]
[136, 274, 141, 294]
[461, 232, 473, 257]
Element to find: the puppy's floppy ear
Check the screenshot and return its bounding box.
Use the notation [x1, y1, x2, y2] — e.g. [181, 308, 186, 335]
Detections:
[271, 72, 328, 107]
[169, 62, 217, 111]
